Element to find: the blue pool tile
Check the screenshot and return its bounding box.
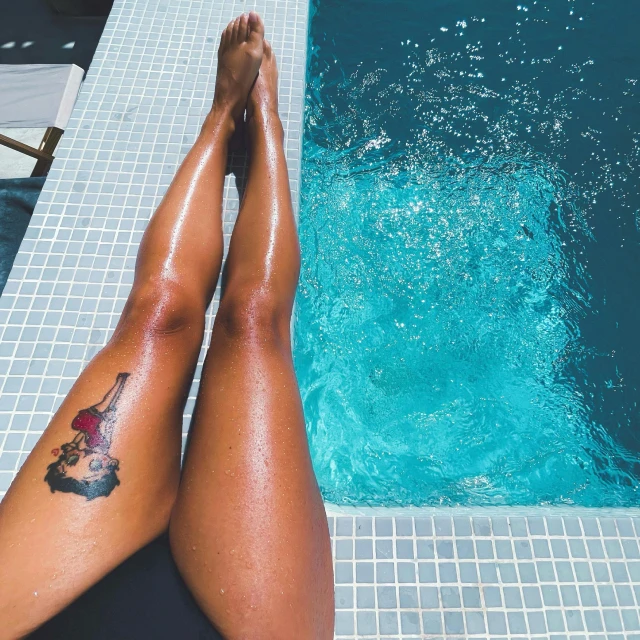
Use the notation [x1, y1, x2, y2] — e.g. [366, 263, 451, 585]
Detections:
[491, 517, 509, 536]
[336, 517, 353, 537]
[456, 539, 475, 559]
[436, 540, 454, 559]
[497, 563, 518, 583]
[546, 516, 564, 536]
[440, 586, 460, 608]
[610, 561, 630, 582]
[542, 584, 561, 606]
[616, 517, 635, 537]
[622, 609, 640, 631]
[335, 562, 353, 584]
[475, 540, 494, 559]
[356, 562, 374, 583]
[514, 539, 533, 559]
[355, 539, 373, 559]
[438, 562, 457, 583]
[592, 561, 610, 582]
[397, 562, 416, 583]
[398, 586, 418, 608]
[395, 517, 413, 537]
[375, 517, 393, 537]
[533, 538, 551, 558]
[600, 518, 618, 537]
[422, 611, 442, 634]
[414, 517, 432, 536]
[518, 562, 538, 583]
[444, 611, 464, 635]
[551, 539, 570, 558]
[355, 517, 372, 537]
[555, 560, 575, 582]
[509, 517, 528, 536]
[581, 517, 600, 536]
[376, 563, 395, 584]
[416, 539, 434, 559]
[483, 586, 502, 608]
[487, 611, 507, 634]
[562, 516, 582, 536]
[584, 609, 604, 633]
[605, 539, 624, 558]
[507, 611, 527, 634]
[615, 583, 635, 605]
[418, 562, 437, 583]
[459, 562, 478, 583]
[479, 563, 499, 584]
[453, 516, 472, 536]
[568, 538, 587, 558]
[472, 516, 491, 536]
[527, 516, 546, 535]
[335, 611, 354, 636]
[395, 539, 414, 559]
[523, 585, 542, 608]
[376, 540, 393, 559]
[378, 611, 399, 635]
[578, 584, 598, 606]
[495, 539, 513, 559]
[597, 584, 617, 606]
[357, 610, 377, 636]
[335, 586, 354, 609]
[400, 611, 420, 634]
[465, 611, 486, 635]
[377, 586, 397, 609]
[357, 586, 375, 608]
[565, 609, 584, 632]
[560, 584, 579, 606]
[603, 609, 623, 632]
[623, 539, 640, 558]
[461, 586, 481, 608]
[420, 586, 439, 608]
[527, 611, 547, 635]
[503, 586, 522, 608]
[336, 539, 353, 560]
[434, 516, 452, 536]
[545, 610, 565, 632]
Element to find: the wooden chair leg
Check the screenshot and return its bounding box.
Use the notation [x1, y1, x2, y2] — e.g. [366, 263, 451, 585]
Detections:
[31, 127, 64, 178]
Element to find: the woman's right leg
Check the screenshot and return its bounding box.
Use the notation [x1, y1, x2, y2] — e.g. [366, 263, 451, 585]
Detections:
[170, 44, 334, 640]
[0, 14, 264, 638]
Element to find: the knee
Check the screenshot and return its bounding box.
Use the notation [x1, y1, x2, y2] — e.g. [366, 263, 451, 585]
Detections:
[121, 278, 205, 338]
[217, 284, 291, 344]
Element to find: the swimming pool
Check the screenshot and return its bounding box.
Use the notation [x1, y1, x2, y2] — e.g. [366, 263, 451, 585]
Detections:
[294, 0, 640, 507]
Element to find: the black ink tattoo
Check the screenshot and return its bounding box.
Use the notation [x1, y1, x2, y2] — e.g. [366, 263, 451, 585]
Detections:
[45, 373, 130, 500]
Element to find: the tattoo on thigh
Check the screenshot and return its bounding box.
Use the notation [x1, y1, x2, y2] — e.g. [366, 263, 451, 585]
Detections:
[45, 373, 130, 500]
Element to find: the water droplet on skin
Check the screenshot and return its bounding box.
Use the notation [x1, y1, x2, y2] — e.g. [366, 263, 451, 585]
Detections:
[230, 549, 236, 555]
[220, 588, 225, 595]
[192, 545, 197, 551]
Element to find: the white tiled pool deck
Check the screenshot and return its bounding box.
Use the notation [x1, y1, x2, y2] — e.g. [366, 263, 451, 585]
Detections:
[1, 1, 640, 639]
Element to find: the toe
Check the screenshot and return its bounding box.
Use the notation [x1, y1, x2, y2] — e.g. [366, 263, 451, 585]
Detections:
[219, 25, 231, 51]
[263, 39, 273, 58]
[247, 11, 265, 42]
[231, 15, 242, 42]
[239, 13, 249, 41]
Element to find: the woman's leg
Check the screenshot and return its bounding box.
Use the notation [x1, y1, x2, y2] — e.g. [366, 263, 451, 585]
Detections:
[170, 44, 334, 640]
[0, 14, 264, 637]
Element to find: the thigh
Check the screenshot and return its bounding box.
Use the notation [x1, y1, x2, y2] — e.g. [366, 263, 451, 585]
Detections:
[0, 308, 203, 638]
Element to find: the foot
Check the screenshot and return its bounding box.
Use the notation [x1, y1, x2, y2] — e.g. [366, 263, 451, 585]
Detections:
[212, 12, 265, 133]
[246, 40, 281, 133]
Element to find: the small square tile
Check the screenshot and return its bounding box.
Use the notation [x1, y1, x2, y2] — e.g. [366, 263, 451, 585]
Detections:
[434, 516, 452, 536]
[376, 563, 395, 584]
[399, 586, 418, 608]
[335, 586, 354, 609]
[357, 586, 375, 608]
[396, 539, 414, 559]
[523, 585, 542, 608]
[438, 562, 457, 583]
[462, 586, 481, 608]
[465, 611, 486, 635]
[355, 517, 373, 537]
[414, 517, 433, 536]
[378, 611, 399, 635]
[527, 611, 547, 634]
[395, 517, 413, 536]
[377, 586, 397, 609]
[420, 586, 439, 608]
[376, 540, 394, 559]
[440, 586, 461, 608]
[336, 518, 353, 537]
[584, 609, 604, 633]
[355, 539, 373, 559]
[483, 586, 502, 608]
[503, 586, 522, 608]
[507, 611, 527, 634]
[444, 611, 464, 635]
[335, 611, 355, 635]
[336, 539, 353, 560]
[487, 611, 507, 634]
[356, 562, 374, 583]
[417, 540, 435, 559]
[357, 610, 377, 636]
[375, 517, 393, 537]
[400, 611, 420, 634]
[422, 611, 442, 634]
[541, 585, 560, 606]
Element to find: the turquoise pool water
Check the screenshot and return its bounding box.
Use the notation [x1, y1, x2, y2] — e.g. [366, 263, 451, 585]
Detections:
[294, 0, 640, 506]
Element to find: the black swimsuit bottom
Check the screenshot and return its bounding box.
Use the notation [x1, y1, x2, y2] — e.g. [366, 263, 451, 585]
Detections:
[30, 534, 224, 640]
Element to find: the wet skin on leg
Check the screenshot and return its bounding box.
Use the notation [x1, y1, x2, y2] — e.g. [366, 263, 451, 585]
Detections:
[0, 13, 264, 638]
[170, 43, 335, 640]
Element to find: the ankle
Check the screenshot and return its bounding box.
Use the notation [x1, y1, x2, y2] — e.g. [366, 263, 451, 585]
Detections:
[201, 105, 236, 140]
[248, 108, 283, 139]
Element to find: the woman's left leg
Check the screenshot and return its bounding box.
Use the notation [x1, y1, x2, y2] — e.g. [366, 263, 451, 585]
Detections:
[0, 14, 265, 638]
